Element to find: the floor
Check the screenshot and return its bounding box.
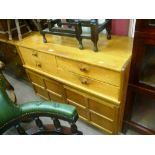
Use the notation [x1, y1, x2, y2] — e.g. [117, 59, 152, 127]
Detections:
[3, 72, 138, 135]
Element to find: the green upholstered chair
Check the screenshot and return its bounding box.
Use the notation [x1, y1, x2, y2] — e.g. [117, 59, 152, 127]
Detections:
[0, 61, 82, 135]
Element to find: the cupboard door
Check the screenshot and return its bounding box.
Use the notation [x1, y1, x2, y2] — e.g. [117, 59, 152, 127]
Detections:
[44, 79, 65, 103]
[27, 70, 45, 87]
[125, 86, 155, 133]
[130, 38, 155, 91]
[33, 85, 49, 100]
[89, 99, 116, 120]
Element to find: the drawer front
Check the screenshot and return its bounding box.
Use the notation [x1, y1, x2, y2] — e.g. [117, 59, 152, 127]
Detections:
[44, 79, 64, 96]
[27, 70, 45, 87]
[58, 68, 120, 101]
[65, 88, 88, 107]
[90, 112, 114, 133]
[33, 85, 49, 100]
[57, 57, 121, 86]
[89, 99, 116, 120]
[44, 79, 65, 103]
[19, 47, 57, 75]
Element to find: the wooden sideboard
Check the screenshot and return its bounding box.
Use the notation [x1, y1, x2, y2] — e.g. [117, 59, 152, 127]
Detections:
[0, 32, 133, 134]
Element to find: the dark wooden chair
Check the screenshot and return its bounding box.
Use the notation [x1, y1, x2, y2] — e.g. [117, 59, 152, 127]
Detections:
[37, 19, 112, 52]
[0, 61, 82, 135]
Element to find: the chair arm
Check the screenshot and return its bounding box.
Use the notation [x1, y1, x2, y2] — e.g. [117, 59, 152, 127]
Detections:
[20, 101, 78, 122]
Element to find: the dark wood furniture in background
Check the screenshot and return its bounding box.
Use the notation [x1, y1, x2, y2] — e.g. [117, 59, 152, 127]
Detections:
[37, 19, 112, 52]
[0, 42, 27, 79]
[123, 19, 155, 134]
[0, 20, 32, 40]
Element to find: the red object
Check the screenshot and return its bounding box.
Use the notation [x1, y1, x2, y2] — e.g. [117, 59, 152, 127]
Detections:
[112, 19, 130, 36]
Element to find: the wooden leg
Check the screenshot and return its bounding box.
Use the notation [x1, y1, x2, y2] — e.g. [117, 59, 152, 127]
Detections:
[35, 117, 44, 129]
[15, 19, 22, 41]
[7, 19, 12, 40]
[75, 20, 83, 50]
[37, 19, 47, 43]
[53, 117, 62, 132]
[90, 19, 98, 52]
[106, 19, 112, 40]
[42, 33, 47, 43]
[31, 19, 40, 31]
[24, 20, 32, 32]
[15, 123, 27, 135]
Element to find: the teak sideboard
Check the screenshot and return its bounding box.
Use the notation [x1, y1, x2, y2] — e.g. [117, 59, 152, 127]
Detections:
[0, 32, 133, 134]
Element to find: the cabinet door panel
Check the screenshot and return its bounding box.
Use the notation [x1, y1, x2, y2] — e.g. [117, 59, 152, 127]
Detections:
[27, 70, 45, 87]
[131, 38, 155, 91]
[90, 112, 114, 134]
[89, 99, 116, 120]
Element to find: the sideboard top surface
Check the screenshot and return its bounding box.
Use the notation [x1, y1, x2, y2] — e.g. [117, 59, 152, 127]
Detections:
[0, 32, 133, 71]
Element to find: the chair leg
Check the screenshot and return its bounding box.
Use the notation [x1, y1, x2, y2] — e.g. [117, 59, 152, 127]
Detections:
[7, 19, 12, 40]
[35, 117, 44, 129]
[24, 20, 32, 32]
[15, 123, 27, 135]
[106, 19, 112, 40]
[90, 19, 98, 52]
[37, 19, 47, 43]
[75, 20, 83, 50]
[52, 117, 62, 132]
[15, 19, 22, 41]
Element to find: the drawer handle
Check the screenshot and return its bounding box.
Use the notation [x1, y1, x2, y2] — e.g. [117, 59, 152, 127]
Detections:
[80, 66, 89, 72]
[80, 78, 89, 85]
[36, 62, 42, 68]
[32, 51, 38, 57]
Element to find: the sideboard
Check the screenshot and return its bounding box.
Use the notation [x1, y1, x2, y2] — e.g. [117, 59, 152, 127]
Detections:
[0, 32, 133, 134]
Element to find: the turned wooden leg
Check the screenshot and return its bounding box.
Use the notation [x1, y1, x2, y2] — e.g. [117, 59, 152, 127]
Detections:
[52, 117, 62, 132]
[75, 20, 83, 50]
[15, 123, 27, 135]
[42, 33, 47, 43]
[35, 117, 44, 129]
[15, 19, 22, 41]
[106, 19, 112, 40]
[37, 19, 47, 43]
[90, 19, 98, 52]
[7, 19, 12, 40]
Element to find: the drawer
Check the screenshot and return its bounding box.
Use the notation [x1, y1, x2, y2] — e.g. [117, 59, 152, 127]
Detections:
[57, 57, 121, 86]
[58, 68, 120, 101]
[44, 79, 64, 96]
[33, 84, 49, 100]
[90, 111, 114, 133]
[27, 70, 45, 87]
[89, 99, 116, 120]
[19, 47, 57, 75]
